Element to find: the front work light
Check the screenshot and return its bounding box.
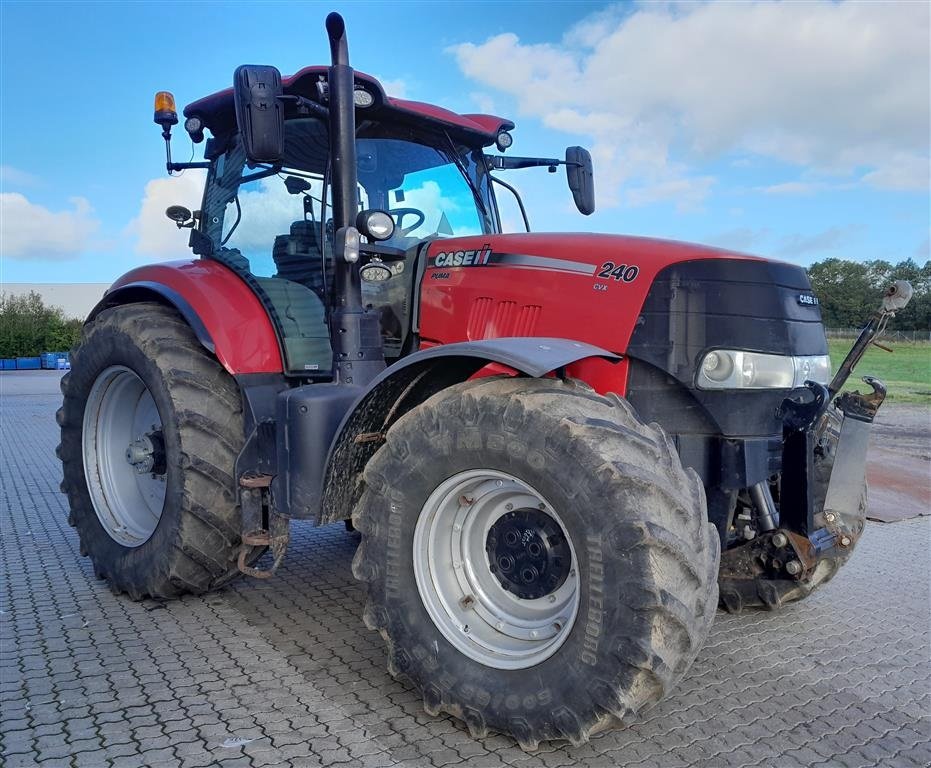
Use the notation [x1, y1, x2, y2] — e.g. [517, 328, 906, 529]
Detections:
[154, 91, 178, 127]
[356, 209, 395, 242]
[697, 350, 831, 390]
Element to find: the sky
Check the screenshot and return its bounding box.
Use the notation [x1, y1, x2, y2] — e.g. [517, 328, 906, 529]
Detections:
[1, 0, 928, 284]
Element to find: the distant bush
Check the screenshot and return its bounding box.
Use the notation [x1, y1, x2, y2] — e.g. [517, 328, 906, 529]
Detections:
[0, 292, 83, 358]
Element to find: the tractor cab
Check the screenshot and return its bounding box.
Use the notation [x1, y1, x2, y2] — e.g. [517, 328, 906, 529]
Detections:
[198, 113, 497, 372]
[155, 65, 592, 378]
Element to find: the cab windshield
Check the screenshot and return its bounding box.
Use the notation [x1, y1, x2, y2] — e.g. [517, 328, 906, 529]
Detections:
[203, 117, 496, 278]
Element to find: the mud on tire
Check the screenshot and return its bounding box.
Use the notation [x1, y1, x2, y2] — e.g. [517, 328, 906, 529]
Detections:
[57, 302, 260, 600]
[351, 377, 720, 749]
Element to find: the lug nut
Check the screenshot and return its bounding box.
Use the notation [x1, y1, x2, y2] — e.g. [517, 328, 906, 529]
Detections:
[825, 512, 837, 523]
[786, 560, 802, 576]
[839, 535, 852, 547]
[772, 532, 788, 548]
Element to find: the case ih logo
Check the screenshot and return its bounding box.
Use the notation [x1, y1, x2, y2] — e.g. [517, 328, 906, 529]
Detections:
[428, 247, 603, 277]
[431, 246, 493, 268]
[797, 294, 820, 306]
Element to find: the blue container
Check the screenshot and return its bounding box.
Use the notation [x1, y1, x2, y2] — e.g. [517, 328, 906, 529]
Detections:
[16, 357, 41, 370]
[0, 359, 15, 370]
[41, 351, 70, 369]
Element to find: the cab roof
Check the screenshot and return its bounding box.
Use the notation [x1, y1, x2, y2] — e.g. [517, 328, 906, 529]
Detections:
[184, 66, 514, 147]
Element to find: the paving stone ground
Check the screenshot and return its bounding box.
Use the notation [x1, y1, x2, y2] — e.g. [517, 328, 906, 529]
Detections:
[1, 370, 929, 767]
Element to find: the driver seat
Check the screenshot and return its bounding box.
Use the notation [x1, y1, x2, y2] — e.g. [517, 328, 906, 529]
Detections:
[272, 220, 329, 301]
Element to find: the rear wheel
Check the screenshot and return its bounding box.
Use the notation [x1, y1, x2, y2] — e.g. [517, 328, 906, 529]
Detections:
[58, 302, 261, 600]
[352, 377, 720, 748]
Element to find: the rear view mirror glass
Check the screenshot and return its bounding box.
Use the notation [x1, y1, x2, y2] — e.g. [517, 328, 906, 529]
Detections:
[233, 65, 284, 163]
[565, 146, 595, 216]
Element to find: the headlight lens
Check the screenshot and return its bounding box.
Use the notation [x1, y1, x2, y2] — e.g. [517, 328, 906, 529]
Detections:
[696, 350, 830, 390]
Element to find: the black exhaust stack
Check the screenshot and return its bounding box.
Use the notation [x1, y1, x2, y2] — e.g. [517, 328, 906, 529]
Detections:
[325, 12, 385, 386]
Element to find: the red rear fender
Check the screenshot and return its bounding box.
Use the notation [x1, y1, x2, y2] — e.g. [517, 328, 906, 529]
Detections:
[92, 260, 283, 375]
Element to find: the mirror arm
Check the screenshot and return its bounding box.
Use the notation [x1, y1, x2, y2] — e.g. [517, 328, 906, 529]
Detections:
[167, 161, 211, 172]
[490, 175, 530, 233]
[277, 94, 329, 120]
[487, 155, 562, 172]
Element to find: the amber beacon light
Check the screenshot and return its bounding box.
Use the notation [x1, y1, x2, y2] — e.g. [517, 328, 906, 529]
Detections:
[153, 91, 178, 129]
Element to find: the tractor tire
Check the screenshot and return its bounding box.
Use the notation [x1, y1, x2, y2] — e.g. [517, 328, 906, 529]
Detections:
[351, 377, 720, 749]
[57, 302, 262, 600]
[719, 409, 868, 613]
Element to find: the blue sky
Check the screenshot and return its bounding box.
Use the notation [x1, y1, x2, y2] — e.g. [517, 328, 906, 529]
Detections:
[1, 0, 928, 284]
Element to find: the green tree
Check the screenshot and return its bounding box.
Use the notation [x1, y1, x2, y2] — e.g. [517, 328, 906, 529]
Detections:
[807, 258, 930, 331]
[0, 291, 83, 358]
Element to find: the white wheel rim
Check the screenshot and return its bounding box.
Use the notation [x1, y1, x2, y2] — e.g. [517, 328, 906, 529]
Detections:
[413, 469, 580, 670]
[82, 366, 167, 547]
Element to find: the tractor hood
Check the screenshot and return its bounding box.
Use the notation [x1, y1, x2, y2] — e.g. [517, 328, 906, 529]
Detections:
[418, 231, 826, 438]
[419, 231, 821, 354]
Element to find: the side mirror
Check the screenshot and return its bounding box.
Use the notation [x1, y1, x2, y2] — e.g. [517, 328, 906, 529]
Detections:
[233, 65, 284, 163]
[565, 146, 595, 216]
[165, 205, 194, 228]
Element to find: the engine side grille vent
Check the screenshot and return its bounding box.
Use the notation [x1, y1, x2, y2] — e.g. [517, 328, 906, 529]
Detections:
[467, 297, 541, 339]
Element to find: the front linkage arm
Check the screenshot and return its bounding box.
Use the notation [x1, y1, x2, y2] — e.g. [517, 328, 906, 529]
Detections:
[719, 281, 911, 612]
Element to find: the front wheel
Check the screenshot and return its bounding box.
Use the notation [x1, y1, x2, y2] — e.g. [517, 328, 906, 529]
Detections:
[352, 377, 720, 749]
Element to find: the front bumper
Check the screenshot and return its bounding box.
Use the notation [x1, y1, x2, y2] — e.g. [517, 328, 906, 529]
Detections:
[718, 376, 886, 612]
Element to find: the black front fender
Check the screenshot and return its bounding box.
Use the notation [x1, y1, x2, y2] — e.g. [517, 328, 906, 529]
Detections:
[277, 337, 619, 522]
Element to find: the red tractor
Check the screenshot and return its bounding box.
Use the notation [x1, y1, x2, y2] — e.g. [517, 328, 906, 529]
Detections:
[58, 13, 911, 748]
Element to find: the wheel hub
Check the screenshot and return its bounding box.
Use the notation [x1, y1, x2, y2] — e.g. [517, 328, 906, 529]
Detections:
[486, 508, 571, 599]
[82, 366, 167, 547]
[125, 431, 166, 476]
[413, 469, 580, 669]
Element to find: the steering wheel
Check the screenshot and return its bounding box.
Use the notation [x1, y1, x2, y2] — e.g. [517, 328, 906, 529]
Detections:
[389, 207, 426, 237]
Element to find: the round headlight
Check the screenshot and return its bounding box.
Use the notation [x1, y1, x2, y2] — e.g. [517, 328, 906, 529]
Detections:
[702, 351, 733, 382]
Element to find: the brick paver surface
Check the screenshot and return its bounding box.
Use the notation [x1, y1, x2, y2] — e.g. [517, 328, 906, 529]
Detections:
[1, 371, 929, 767]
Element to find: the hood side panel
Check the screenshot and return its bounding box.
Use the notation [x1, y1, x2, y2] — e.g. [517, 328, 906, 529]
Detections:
[417, 232, 762, 353]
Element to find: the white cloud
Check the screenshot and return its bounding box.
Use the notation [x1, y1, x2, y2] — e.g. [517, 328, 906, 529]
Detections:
[374, 75, 408, 99]
[0, 193, 100, 260]
[229, 177, 316, 252]
[450, 1, 930, 207]
[758, 181, 828, 196]
[860, 153, 930, 192]
[469, 92, 497, 114]
[0, 166, 40, 189]
[128, 171, 207, 258]
[776, 225, 861, 258]
[625, 175, 715, 212]
[707, 227, 771, 253]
